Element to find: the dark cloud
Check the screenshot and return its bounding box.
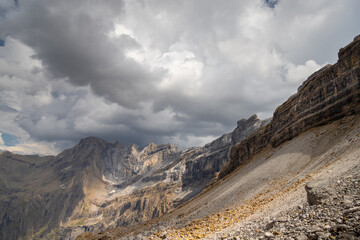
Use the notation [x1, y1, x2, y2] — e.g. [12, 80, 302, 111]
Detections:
[1, 0, 159, 108]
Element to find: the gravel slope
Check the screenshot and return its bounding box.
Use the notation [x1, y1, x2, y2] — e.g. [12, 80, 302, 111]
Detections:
[119, 115, 360, 239]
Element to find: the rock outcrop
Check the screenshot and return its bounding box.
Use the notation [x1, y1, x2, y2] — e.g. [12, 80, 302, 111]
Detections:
[181, 114, 269, 189]
[305, 179, 336, 206]
[220, 35, 360, 178]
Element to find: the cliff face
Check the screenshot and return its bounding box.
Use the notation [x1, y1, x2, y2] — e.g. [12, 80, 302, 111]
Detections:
[0, 151, 85, 240]
[220, 35, 360, 178]
[181, 115, 269, 188]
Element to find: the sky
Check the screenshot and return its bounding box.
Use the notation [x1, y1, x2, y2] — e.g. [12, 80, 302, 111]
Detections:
[0, 0, 359, 155]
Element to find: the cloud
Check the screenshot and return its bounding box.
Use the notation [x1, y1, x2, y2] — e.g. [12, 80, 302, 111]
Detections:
[0, 0, 359, 154]
[0, 133, 4, 145]
[284, 60, 322, 83]
[0, 142, 57, 155]
[0, 0, 160, 109]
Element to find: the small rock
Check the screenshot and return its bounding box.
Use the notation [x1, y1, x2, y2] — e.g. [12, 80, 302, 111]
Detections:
[265, 221, 275, 230]
[296, 234, 308, 240]
[273, 230, 281, 235]
[344, 206, 360, 215]
[276, 216, 287, 222]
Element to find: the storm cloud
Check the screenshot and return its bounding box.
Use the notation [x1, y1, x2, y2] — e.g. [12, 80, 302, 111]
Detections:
[0, 0, 359, 154]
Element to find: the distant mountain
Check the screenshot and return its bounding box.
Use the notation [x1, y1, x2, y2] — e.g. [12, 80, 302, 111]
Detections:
[0, 114, 265, 239]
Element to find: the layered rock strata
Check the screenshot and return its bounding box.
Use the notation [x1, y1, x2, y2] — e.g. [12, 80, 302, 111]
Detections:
[220, 35, 360, 178]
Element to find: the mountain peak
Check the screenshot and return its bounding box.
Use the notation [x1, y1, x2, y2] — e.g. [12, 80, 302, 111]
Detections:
[79, 136, 106, 144]
[77, 136, 109, 150]
[236, 114, 259, 128]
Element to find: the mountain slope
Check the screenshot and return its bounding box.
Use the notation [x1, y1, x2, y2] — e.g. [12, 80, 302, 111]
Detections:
[221, 34, 360, 178]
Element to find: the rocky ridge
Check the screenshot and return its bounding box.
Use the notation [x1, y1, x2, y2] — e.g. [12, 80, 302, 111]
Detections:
[220, 34, 360, 179]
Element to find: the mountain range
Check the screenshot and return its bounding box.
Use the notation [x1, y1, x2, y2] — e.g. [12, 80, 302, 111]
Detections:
[1, 35, 359, 240]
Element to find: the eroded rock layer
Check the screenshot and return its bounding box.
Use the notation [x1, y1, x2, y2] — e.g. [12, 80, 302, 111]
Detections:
[220, 35, 360, 178]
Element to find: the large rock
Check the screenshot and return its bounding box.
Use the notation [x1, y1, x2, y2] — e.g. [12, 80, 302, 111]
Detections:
[305, 180, 336, 205]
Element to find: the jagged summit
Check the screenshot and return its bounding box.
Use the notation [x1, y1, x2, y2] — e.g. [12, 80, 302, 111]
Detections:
[76, 136, 110, 151]
[77, 136, 177, 155]
[78, 136, 107, 144]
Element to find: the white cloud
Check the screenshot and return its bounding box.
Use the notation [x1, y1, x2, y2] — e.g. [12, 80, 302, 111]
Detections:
[285, 60, 322, 83]
[0, 133, 4, 146]
[0, 142, 57, 155]
[109, 24, 135, 39]
[155, 50, 204, 94]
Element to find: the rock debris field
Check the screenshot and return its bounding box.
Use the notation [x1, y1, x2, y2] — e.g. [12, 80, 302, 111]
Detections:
[122, 165, 360, 240]
[219, 168, 360, 240]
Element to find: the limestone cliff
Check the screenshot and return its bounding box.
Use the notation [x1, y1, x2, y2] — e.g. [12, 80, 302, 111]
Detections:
[219, 35, 360, 178]
[181, 114, 269, 189]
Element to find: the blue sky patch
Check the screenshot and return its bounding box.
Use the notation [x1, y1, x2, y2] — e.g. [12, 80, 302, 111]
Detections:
[265, 0, 279, 8]
[0, 39, 5, 47]
[1, 132, 18, 146]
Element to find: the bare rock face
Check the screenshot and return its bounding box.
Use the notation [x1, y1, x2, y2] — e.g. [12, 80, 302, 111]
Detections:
[101, 142, 180, 186]
[0, 151, 85, 240]
[181, 114, 268, 189]
[232, 114, 270, 144]
[220, 35, 360, 178]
